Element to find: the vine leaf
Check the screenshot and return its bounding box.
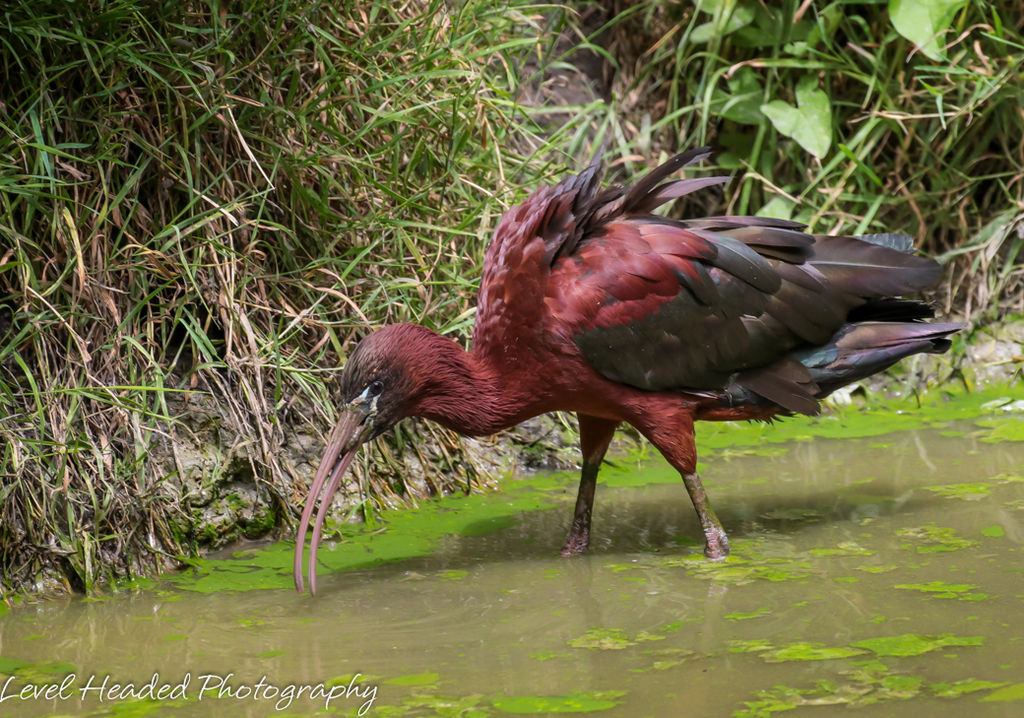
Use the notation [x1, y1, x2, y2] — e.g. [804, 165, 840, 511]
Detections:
[760, 76, 832, 159]
[889, 0, 969, 61]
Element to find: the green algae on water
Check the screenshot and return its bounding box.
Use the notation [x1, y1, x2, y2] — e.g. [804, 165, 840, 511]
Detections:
[724, 607, 772, 621]
[568, 628, 636, 650]
[737, 663, 1007, 717]
[368, 692, 496, 717]
[923, 482, 993, 500]
[978, 417, 1024, 443]
[895, 581, 991, 601]
[809, 542, 874, 557]
[567, 628, 665, 651]
[896, 524, 978, 553]
[169, 484, 561, 593]
[931, 678, 1008, 698]
[729, 633, 983, 666]
[641, 648, 697, 672]
[851, 633, 983, 657]
[694, 385, 1024, 457]
[923, 472, 1024, 502]
[664, 535, 812, 584]
[580, 385, 1024, 491]
[758, 642, 868, 663]
[491, 691, 627, 713]
[384, 672, 441, 687]
[160, 383, 1024, 595]
[980, 683, 1024, 702]
[759, 507, 822, 522]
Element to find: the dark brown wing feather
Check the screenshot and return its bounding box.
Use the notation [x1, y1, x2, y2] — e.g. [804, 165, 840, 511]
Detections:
[474, 149, 727, 359]
[475, 148, 950, 414]
[539, 151, 945, 413]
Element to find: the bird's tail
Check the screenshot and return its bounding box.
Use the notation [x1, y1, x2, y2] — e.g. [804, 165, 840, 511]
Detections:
[793, 317, 963, 397]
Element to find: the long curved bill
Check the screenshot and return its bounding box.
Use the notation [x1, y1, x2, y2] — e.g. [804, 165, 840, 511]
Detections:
[294, 406, 369, 595]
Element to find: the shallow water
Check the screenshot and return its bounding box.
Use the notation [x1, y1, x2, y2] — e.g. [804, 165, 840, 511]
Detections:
[2, 413, 1024, 717]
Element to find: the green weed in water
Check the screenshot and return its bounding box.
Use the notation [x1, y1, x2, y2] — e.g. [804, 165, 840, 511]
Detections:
[568, 628, 635, 651]
[0, 656, 29, 675]
[759, 508, 822, 522]
[641, 648, 697, 672]
[923, 472, 1024, 503]
[377, 693, 489, 717]
[810, 542, 874, 557]
[896, 525, 979, 553]
[758, 642, 868, 663]
[667, 536, 812, 585]
[693, 387, 1024, 457]
[566, 626, 672, 653]
[169, 486, 559, 593]
[567, 628, 666, 651]
[931, 679, 1008, 698]
[724, 607, 772, 621]
[675, 558, 811, 584]
[851, 633, 983, 657]
[855, 564, 899, 574]
[0, 657, 76, 680]
[729, 639, 776, 654]
[978, 418, 1024, 443]
[384, 672, 441, 687]
[895, 581, 991, 601]
[923, 483, 993, 500]
[981, 683, 1024, 702]
[730, 633, 983, 671]
[737, 658, 1006, 717]
[490, 691, 627, 713]
[97, 699, 180, 717]
[439, 569, 469, 581]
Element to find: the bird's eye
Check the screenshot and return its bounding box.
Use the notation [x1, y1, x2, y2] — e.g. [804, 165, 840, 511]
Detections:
[366, 380, 384, 397]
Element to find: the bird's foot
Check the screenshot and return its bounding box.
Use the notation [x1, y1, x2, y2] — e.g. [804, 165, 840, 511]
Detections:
[703, 527, 730, 561]
[560, 529, 589, 557]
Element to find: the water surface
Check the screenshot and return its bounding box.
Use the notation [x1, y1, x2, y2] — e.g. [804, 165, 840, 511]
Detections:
[1, 407, 1023, 717]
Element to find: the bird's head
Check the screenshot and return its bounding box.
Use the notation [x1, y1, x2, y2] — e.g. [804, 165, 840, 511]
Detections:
[335, 324, 426, 443]
[293, 323, 444, 595]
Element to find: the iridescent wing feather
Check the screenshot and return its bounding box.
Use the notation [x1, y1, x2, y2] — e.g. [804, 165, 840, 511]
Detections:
[477, 150, 945, 414]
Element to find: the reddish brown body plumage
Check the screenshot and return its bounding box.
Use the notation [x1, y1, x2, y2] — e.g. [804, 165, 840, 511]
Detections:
[293, 148, 961, 594]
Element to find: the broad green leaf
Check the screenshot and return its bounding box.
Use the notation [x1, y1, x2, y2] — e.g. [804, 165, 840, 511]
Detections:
[755, 196, 796, 221]
[760, 75, 832, 158]
[889, 0, 968, 61]
[692, 1, 756, 43]
[711, 66, 764, 124]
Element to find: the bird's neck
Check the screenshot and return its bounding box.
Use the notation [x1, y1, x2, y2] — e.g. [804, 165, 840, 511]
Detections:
[407, 332, 535, 436]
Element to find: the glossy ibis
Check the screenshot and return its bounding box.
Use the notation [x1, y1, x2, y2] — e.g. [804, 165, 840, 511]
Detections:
[295, 148, 960, 594]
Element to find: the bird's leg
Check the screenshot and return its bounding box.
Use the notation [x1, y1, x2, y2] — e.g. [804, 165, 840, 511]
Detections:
[633, 408, 730, 560]
[682, 470, 730, 560]
[561, 415, 618, 556]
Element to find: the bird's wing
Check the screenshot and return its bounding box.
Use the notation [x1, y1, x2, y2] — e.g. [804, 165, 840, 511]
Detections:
[472, 153, 609, 358]
[540, 154, 940, 414]
[473, 149, 725, 358]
